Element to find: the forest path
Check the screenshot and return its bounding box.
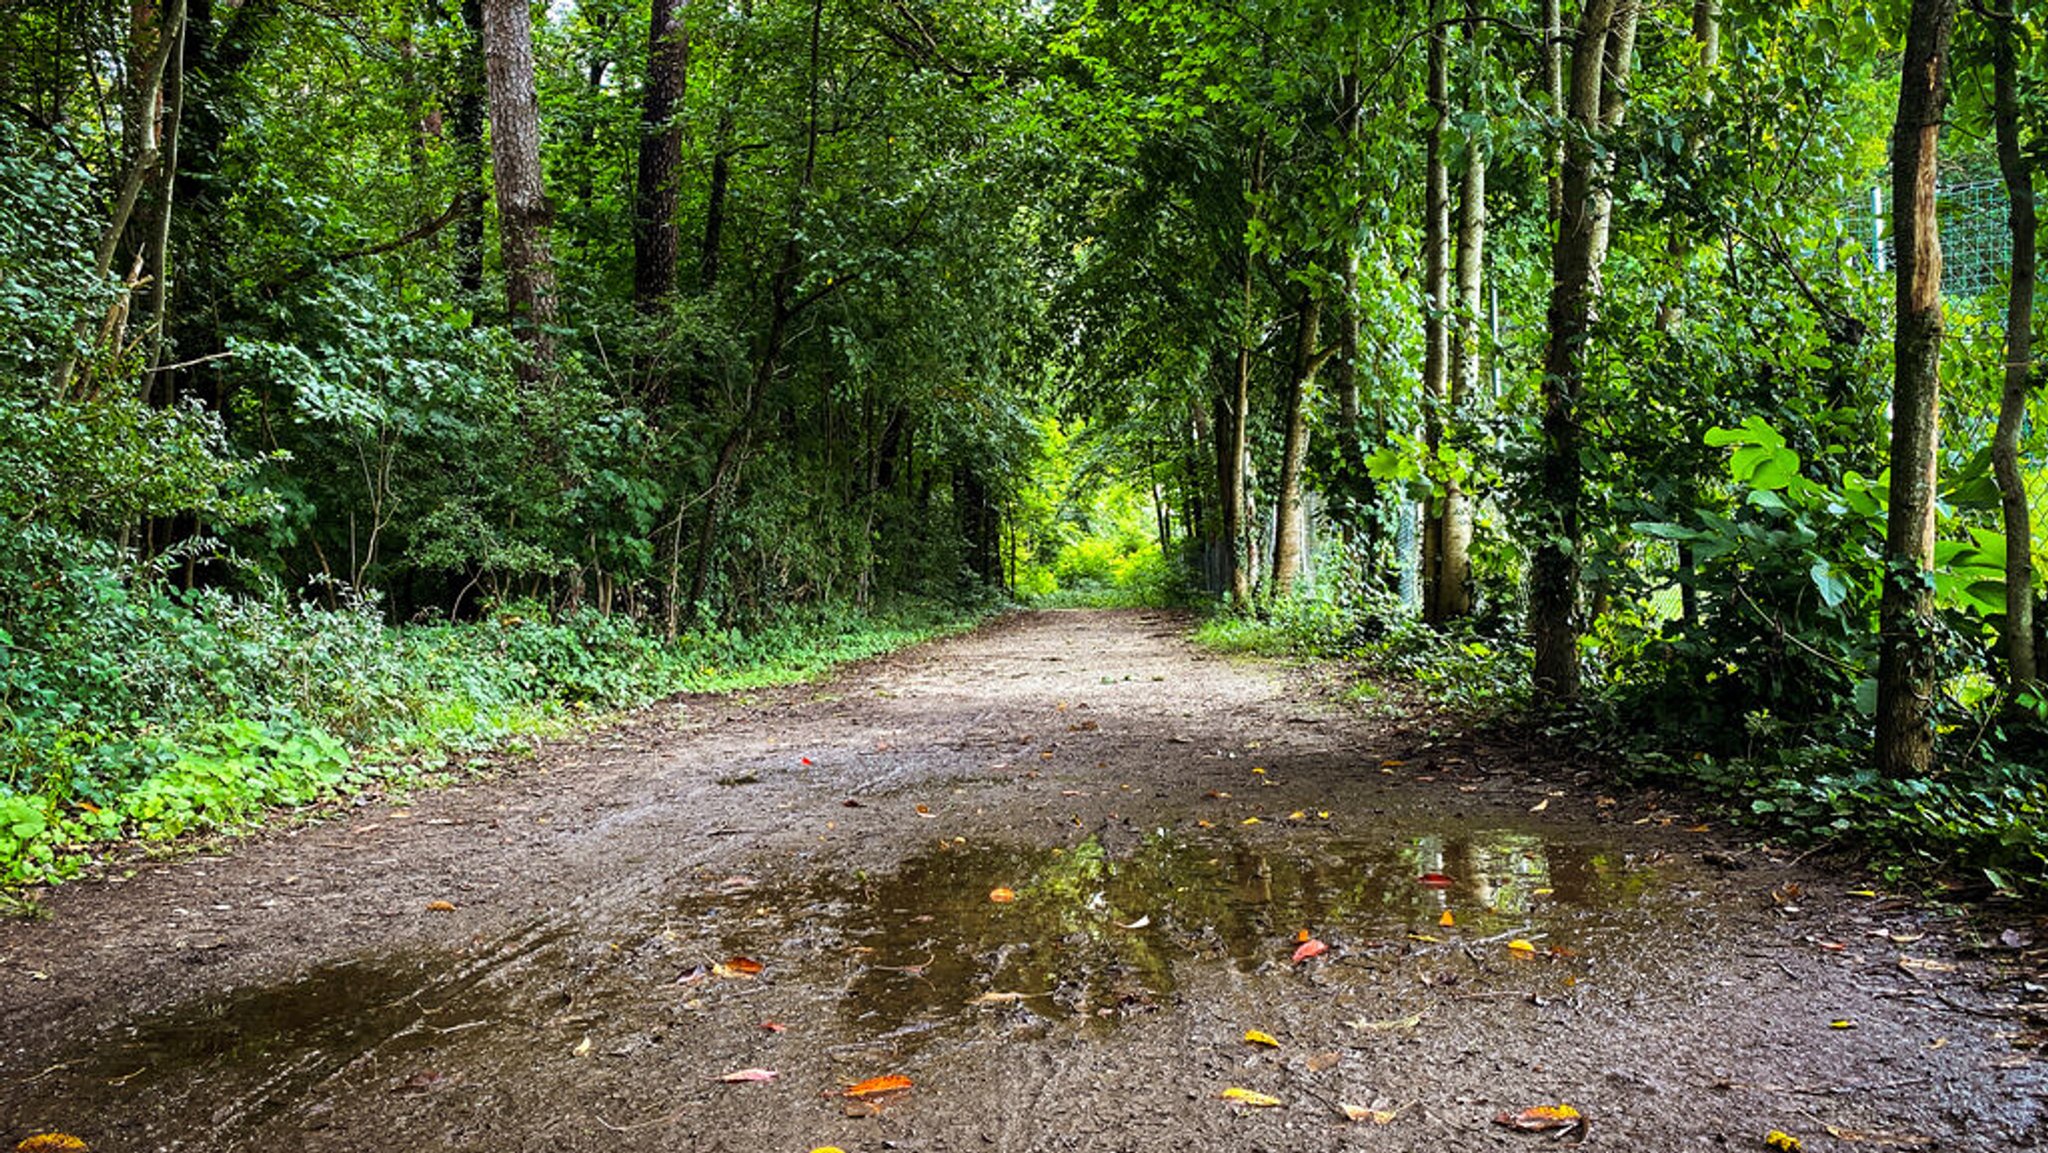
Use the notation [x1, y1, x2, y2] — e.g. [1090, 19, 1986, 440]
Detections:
[1, 610, 2041, 1151]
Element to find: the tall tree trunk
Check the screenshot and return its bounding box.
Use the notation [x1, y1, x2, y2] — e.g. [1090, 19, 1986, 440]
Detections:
[1875, 0, 1956, 777]
[1530, 0, 1637, 703]
[52, 0, 186, 397]
[1212, 389, 1242, 599]
[699, 109, 735, 293]
[687, 0, 823, 617]
[1543, 0, 1562, 225]
[1270, 292, 1323, 598]
[634, 0, 689, 310]
[142, 10, 185, 391]
[1228, 342, 1255, 604]
[1421, 7, 1452, 622]
[1438, 0, 1487, 621]
[481, 0, 559, 375]
[451, 0, 486, 298]
[1989, 0, 2037, 690]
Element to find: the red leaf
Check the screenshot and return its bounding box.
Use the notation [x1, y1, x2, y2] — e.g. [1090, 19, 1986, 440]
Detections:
[1417, 873, 1455, 888]
[1292, 938, 1328, 964]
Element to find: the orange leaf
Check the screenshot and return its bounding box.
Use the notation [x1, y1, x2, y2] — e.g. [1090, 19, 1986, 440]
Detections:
[1439, 910, 1455, 927]
[989, 887, 1016, 903]
[1493, 1105, 1582, 1131]
[425, 900, 456, 912]
[724, 956, 765, 974]
[715, 1068, 779, 1082]
[1296, 929, 1311, 943]
[844, 1074, 913, 1098]
[1292, 938, 1328, 964]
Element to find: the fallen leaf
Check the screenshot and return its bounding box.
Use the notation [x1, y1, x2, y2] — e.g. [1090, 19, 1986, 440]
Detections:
[1406, 932, 1442, 944]
[914, 804, 935, 818]
[1292, 938, 1328, 964]
[1286, 810, 1307, 820]
[1219, 1087, 1282, 1107]
[712, 956, 765, 979]
[809, 1148, 845, 1153]
[800, 757, 813, 765]
[844, 1074, 913, 1098]
[1506, 939, 1538, 955]
[1439, 910, 1456, 927]
[1898, 956, 1956, 975]
[1296, 929, 1311, 942]
[715, 1068, 779, 1082]
[1339, 1102, 1397, 1124]
[1241, 817, 1262, 825]
[1493, 1104, 1582, 1131]
[1196, 819, 1214, 828]
[1347, 1011, 1424, 1032]
[572, 1035, 592, 1058]
[1120, 915, 1151, 930]
[1380, 759, 1405, 768]
[1417, 873, 1454, 888]
[989, 887, 1017, 904]
[425, 900, 456, 912]
[15, 1136, 89, 1152]
[760, 1021, 787, 1032]
[1815, 940, 1847, 952]
[966, 991, 1042, 1005]
[1828, 1019, 1856, 1029]
[1529, 798, 1550, 813]
[1305, 1051, 1341, 1073]
[1764, 1131, 1803, 1152]
[1244, 1029, 1280, 1048]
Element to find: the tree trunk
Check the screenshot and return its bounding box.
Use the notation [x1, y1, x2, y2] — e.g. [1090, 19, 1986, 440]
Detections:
[1421, 7, 1452, 622]
[699, 109, 735, 293]
[634, 0, 688, 310]
[452, 0, 486, 298]
[1542, 0, 1562, 225]
[1875, 0, 1955, 777]
[1438, 0, 1487, 621]
[52, 0, 186, 397]
[142, 10, 185, 391]
[1530, 0, 1636, 704]
[481, 0, 559, 374]
[1989, 0, 2037, 690]
[1228, 343, 1255, 604]
[1270, 292, 1322, 598]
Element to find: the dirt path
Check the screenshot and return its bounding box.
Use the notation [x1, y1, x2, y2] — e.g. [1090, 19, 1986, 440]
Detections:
[2, 610, 2041, 1151]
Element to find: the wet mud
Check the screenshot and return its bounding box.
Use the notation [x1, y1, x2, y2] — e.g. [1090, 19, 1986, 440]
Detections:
[1, 611, 2041, 1150]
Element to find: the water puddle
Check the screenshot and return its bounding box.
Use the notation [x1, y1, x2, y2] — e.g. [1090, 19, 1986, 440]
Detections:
[13, 822, 1688, 1143]
[663, 822, 1676, 1049]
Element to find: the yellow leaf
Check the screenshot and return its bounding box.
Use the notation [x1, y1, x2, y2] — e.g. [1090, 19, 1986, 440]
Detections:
[1219, 1087, 1282, 1107]
[1829, 1019, 1855, 1029]
[1764, 1131, 1803, 1152]
[811, 1148, 848, 1153]
[16, 1137, 90, 1152]
[1506, 939, 1537, 954]
[1406, 933, 1441, 944]
[1439, 910, 1455, 927]
[1286, 810, 1307, 821]
[1243, 1029, 1280, 1048]
[1241, 817, 1261, 825]
[1529, 798, 1550, 813]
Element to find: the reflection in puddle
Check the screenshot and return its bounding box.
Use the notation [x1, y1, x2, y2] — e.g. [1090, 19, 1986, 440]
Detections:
[672, 825, 1661, 1047]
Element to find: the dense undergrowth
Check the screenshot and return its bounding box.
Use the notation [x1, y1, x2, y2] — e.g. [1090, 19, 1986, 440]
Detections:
[1193, 588, 2048, 904]
[0, 584, 989, 889]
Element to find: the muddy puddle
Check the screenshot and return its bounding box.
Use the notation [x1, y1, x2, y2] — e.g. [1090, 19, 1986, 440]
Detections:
[10, 819, 1707, 1146]
[656, 822, 1690, 1049]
